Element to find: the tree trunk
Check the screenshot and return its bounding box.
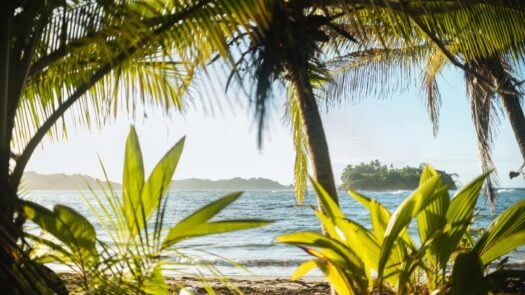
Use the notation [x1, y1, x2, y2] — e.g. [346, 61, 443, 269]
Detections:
[0, 3, 16, 292]
[489, 59, 525, 176]
[290, 64, 339, 204]
[500, 94, 525, 165]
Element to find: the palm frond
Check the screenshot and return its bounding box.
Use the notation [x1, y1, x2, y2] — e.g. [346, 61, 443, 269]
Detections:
[465, 57, 502, 207]
[325, 45, 427, 103]
[285, 86, 309, 203]
[422, 47, 446, 136]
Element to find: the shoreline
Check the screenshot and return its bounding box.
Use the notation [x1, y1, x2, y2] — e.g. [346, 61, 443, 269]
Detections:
[59, 271, 525, 294]
[59, 273, 332, 294]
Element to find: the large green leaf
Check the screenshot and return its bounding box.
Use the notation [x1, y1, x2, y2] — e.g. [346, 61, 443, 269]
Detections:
[166, 220, 270, 246]
[311, 177, 345, 220]
[437, 171, 489, 266]
[336, 218, 380, 288]
[473, 199, 525, 266]
[348, 190, 413, 287]
[378, 175, 445, 281]
[416, 165, 449, 264]
[23, 201, 98, 267]
[316, 260, 357, 295]
[450, 252, 484, 295]
[162, 193, 270, 247]
[122, 126, 146, 235]
[277, 231, 366, 276]
[128, 136, 185, 236]
[291, 260, 317, 281]
[143, 263, 169, 295]
[348, 190, 393, 244]
[312, 183, 377, 288]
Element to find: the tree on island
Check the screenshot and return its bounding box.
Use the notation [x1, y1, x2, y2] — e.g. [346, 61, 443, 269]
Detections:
[340, 160, 457, 191]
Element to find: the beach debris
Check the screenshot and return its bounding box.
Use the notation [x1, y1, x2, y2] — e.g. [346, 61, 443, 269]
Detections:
[179, 287, 198, 295]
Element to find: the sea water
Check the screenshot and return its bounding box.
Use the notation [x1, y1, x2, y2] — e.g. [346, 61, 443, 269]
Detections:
[23, 188, 524, 277]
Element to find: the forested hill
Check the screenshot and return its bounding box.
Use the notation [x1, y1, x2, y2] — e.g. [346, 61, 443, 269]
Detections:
[340, 161, 457, 191]
[22, 172, 289, 191]
[22, 172, 120, 190]
[170, 177, 290, 190]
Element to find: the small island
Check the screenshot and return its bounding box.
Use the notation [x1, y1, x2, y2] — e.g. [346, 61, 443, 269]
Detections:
[340, 160, 457, 191]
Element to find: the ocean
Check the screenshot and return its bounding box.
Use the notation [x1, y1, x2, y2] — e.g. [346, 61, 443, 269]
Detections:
[23, 188, 524, 277]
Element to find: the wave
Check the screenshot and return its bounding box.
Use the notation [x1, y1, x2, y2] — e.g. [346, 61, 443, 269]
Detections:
[184, 243, 276, 250]
[497, 188, 516, 193]
[389, 190, 411, 195]
[188, 258, 307, 267]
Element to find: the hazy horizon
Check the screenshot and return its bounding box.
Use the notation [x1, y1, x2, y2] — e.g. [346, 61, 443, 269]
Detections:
[22, 170, 525, 189]
[26, 67, 525, 188]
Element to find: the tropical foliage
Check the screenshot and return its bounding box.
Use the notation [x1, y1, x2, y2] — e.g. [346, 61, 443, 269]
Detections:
[22, 126, 270, 293]
[278, 166, 525, 294]
[1, 1, 266, 290]
[340, 160, 457, 191]
[325, 1, 525, 204]
[3, 0, 525, 292]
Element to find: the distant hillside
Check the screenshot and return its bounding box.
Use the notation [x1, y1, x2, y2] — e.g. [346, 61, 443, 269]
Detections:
[22, 172, 289, 191]
[171, 177, 291, 190]
[22, 172, 120, 190]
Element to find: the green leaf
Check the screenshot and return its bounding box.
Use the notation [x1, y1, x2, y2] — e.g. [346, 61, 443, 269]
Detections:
[162, 192, 269, 247]
[378, 175, 445, 281]
[369, 198, 392, 245]
[277, 231, 366, 278]
[122, 126, 146, 235]
[416, 165, 449, 264]
[348, 190, 400, 245]
[447, 171, 490, 224]
[349, 190, 412, 287]
[316, 260, 356, 295]
[348, 189, 374, 210]
[336, 218, 380, 288]
[140, 137, 185, 226]
[290, 95, 308, 203]
[164, 220, 270, 247]
[25, 232, 74, 264]
[311, 177, 344, 220]
[437, 171, 489, 266]
[450, 252, 484, 295]
[418, 164, 437, 186]
[473, 199, 525, 265]
[143, 263, 169, 295]
[23, 201, 98, 267]
[291, 260, 317, 281]
[480, 232, 525, 265]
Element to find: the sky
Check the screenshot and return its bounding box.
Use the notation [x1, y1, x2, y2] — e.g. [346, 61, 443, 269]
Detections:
[26, 67, 525, 188]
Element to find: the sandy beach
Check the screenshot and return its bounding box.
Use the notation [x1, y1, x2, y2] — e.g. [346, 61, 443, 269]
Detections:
[166, 276, 332, 295]
[59, 272, 525, 294]
[59, 273, 332, 294]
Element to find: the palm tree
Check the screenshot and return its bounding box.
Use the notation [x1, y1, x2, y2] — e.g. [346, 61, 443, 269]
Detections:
[313, 1, 525, 204]
[222, 1, 372, 203]
[219, 0, 525, 205]
[0, 0, 264, 291]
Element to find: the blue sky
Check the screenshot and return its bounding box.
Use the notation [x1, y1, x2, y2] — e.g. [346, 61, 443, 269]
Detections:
[26, 67, 525, 187]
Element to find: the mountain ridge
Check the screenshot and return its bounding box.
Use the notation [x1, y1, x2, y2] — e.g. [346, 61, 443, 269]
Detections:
[22, 172, 291, 191]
